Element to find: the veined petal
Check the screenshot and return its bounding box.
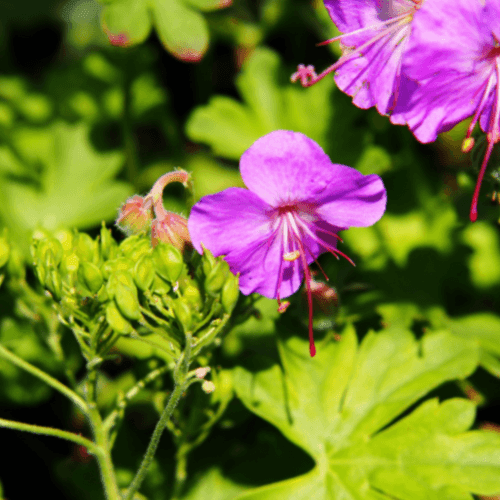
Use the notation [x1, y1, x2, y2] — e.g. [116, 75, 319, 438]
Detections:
[403, 0, 488, 81]
[239, 131, 334, 207]
[324, 0, 407, 35]
[188, 187, 304, 298]
[334, 25, 409, 115]
[315, 169, 386, 228]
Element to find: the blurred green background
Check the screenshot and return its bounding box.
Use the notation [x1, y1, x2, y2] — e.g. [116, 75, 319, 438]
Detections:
[1, 0, 500, 498]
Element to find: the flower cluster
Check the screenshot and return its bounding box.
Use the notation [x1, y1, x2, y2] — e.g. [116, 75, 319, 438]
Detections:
[188, 131, 386, 356]
[116, 170, 192, 252]
[292, 0, 500, 222]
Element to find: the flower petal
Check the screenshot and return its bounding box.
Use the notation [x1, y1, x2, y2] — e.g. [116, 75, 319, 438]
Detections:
[239, 131, 334, 207]
[188, 187, 304, 299]
[315, 168, 386, 228]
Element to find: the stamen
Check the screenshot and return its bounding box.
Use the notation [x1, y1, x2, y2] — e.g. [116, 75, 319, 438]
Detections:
[470, 57, 500, 222]
[291, 16, 410, 87]
[278, 301, 291, 313]
[316, 12, 410, 47]
[462, 73, 496, 150]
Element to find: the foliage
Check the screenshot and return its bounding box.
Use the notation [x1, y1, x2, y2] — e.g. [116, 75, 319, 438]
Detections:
[1, 0, 500, 499]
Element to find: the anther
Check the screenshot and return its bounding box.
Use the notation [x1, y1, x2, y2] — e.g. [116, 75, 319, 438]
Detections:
[284, 250, 300, 261]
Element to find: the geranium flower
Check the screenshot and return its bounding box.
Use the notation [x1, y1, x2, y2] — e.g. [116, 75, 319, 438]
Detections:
[188, 131, 386, 356]
[291, 0, 424, 117]
[390, 0, 500, 222]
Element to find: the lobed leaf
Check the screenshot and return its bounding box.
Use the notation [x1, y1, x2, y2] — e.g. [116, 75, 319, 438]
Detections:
[231, 325, 500, 499]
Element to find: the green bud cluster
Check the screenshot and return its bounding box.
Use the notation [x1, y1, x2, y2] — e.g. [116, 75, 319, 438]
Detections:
[31, 223, 240, 358]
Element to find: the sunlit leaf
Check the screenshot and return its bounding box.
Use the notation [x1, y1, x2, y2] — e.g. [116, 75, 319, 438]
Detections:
[0, 122, 132, 252]
[98, 0, 230, 61]
[232, 325, 500, 499]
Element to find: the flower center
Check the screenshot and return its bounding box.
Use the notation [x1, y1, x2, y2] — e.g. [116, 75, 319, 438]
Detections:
[269, 204, 354, 357]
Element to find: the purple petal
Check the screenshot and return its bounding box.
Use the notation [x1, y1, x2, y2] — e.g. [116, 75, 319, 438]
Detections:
[403, 0, 489, 83]
[314, 168, 386, 228]
[323, 0, 409, 35]
[188, 187, 304, 299]
[334, 25, 409, 115]
[239, 131, 334, 207]
[393, 0, 495, 142]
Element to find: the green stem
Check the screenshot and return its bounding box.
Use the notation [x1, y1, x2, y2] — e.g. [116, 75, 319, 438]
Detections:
[124, 336, 192, 500]
[0, 417, 99, 453]
[85, 370, 122, 500]
[0, 343, 88, 415]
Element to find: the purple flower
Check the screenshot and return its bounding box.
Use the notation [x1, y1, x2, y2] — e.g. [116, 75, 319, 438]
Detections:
[188, 131, 386, 356]
[291, 0, 424, 117]
[390, 0, 500, 222]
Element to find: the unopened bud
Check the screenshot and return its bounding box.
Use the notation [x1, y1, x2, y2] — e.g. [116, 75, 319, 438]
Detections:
[106, 301, 133, 334]
[151, 213, 191, 252]
[106, 270, 135, 299]
[100, 223, 116, 260]
[201, 381, 215, 394]
[183, 284, 202, 311]
[204, 260, 229, 297]
[101, 258, 134, 280]
[153, 243, 184, 283]
[116, 195, 154, 234]
[221, 273, 239, 314]
[195, 367, 210, 379]
[74, 233, 95, 263]
[114, 280, 141, 321]
[134, 255, 155, 291]
[54, 229, 73, 253]
[37, 238, 63, 267]
[151, 275, 171, 295]
[172, 298, 192, 332]
[79, 262, 104, 294]
[200, 244, 216, 276]
[46, 269, 63, 300]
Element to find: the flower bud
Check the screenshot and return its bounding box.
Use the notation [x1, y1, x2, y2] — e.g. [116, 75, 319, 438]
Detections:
[201, 381, 216, 394]
[106, 301, 133, 334]
[204, 260, 229, 297]
[183, 284, 203, 311]
[37, 238, 63, 267]
[134, 255, 155, 291]
[151, 275, 171, 295]
[221, 273, 239, 314]
[153, 243, 184, 283]
[79, 262, 104, 294]
[116, 195, 154, 235]
[101, 258, 134, 280]
[106, 270, 135, 299]
[54, 229, 73, 253]
[114, 281, 141, 321]
[74, 233, 95, 263]
[151, 213, 191, 253]
[172, 298, 192, 332]
[0, 237, 10, 268]
[100, 223, 117, 260]
[120, 236, 151, 262]
[46, 269, 63, 300]
[200, 244, 216, 276]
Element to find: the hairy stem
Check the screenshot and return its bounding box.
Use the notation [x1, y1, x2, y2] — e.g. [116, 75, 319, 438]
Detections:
[0, 343, 88, 414]
[124, 335, 192, 500]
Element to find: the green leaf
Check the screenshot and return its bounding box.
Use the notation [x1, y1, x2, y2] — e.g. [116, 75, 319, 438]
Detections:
[449, 313, 500, 377]
[0, 122, 132, 253]
[232, 325, 500, 499]
[98, 0, 230, 61]
[186, 48, 336, 160]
